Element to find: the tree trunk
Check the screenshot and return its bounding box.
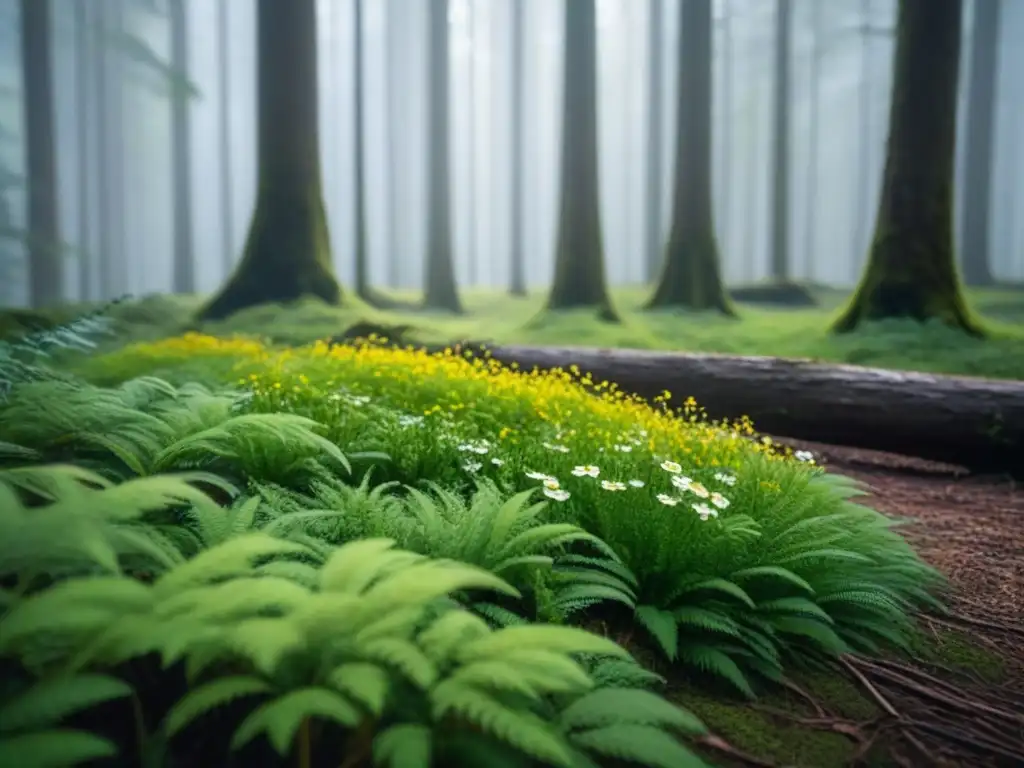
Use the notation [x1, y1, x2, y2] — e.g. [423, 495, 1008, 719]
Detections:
[852, 0, 874, 282]
[508, 0, 526, 297]
[832, 0, 982, 335]
[959, 0, 1000, 286]
[74, 0, 92, 302]
[200, 0, 341, 321]
[217, 0, 234, 276]
[385, 2, 401, 290]
[109, 0, 128, 297]
[93, 0, 113, 300]
[768, 0, 791, 283]
[422, 0, 463, 313]
[450, 343, 1024, 474]
[353, 0, 370, 299]
[803, 0, 821, 282]
[465, 0, 477, 289]
[545, 0, 618, 321]
[643, 0, 664, 284]
[645, 0, 732, 313]
[719, 0, 733, 260]
[20, 0, 62, 308]
[169, 0, 195, 295]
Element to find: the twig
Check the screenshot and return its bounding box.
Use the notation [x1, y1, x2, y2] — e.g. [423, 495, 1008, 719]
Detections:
[928, 611, 1024, 638]
[838, 656, 900, 719]
[778, 676, 827, 718]
[695, 734, 782, 768]
[908, 719, 1024, 763]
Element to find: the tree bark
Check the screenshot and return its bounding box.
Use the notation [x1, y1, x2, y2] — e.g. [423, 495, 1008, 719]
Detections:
[73, 0, 92, 302]
[447, 343, 1024, 473]
[959, 0, 1000, 286]
[422, 0, 463, 313]
[200, 0, 341, 321]
[385, 1, 401, 290]
[508, 0, 526, 297]
[169, 0, 195, 294]
[645, 0, 733, 314]
[644, 0, 664, 284]
[768, 0, 791, 283]
[545, 0, 618, 321]
[832, 0, 982, 336]
[216, 0, 234, 276]
[20, 0, 62, 308]
[852, 0, 874, 282]
[353, 0, 370, 299]
[803, 0, 821, 282]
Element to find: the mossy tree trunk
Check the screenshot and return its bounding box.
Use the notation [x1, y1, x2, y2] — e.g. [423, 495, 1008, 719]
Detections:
[353, 0, 370, 300]
[508, 0, 526, 297]
[20, 0, 62, 308]
[422, 0, 463, 313]
[768, 0, 792, 283]
[645, 0, 733, 314]
[200, 0, 340, 321]
[832, 0, 982, 336]
[545, 0, 618, 321]
[643, 0, 664, 283]
[959, 0, 999, 286]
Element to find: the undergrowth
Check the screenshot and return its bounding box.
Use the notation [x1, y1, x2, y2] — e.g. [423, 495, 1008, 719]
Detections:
[0, 312, 949, 767]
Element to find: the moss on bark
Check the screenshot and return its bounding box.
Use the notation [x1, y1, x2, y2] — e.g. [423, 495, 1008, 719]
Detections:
[833, 0, 982, 336]
[199, 0, 341, 322]
[645, 0, 733, 315]
[544, 0, 619, 322]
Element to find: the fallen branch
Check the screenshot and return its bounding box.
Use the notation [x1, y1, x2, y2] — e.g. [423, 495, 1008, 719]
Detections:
[429, 343, 1024, 473]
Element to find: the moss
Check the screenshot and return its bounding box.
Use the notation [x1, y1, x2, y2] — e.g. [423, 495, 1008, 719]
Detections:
[905, 627, 1007, 683]
[672, 682, 861, 768]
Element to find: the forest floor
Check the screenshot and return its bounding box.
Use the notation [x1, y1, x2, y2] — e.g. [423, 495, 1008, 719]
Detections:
[4, 282, 1024, 380]
[675, 439, 1024, 768]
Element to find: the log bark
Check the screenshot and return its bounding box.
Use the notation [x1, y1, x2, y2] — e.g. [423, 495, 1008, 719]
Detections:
[447, 344, 1024, 473]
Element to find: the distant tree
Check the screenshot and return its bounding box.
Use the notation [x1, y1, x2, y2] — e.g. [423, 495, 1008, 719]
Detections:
[217, 0, 234, 276]
[802, 0, 822, 281]
[353, 0, 370, 300]
[200, 0, 341, 321]
[833, 0, 981, 335]
[508, 0, 526, 296]
[385, 1, 401, 289]
[465, 0, 477, 288]
[422, 0, 463, 312]
[545, 0, 617, 320]
[19, 0, 62, 308]
[959, 0, 1000, 286]
[73, 0, 93, 301]
[718, 0, 734, 254]
[644, 0, 664, 283]
[768, 0, 792, 283]
[645, 0, 732, 313]
[169, 0, 195, 294]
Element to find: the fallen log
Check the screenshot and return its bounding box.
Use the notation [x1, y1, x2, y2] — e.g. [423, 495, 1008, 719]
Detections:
[449, 344, 1024, 474]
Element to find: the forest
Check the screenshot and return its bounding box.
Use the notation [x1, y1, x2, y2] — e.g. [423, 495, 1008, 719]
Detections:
[0, 1, 1023, 767]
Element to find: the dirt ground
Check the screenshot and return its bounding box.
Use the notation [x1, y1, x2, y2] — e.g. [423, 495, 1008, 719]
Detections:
[778, 439, 1024, 767]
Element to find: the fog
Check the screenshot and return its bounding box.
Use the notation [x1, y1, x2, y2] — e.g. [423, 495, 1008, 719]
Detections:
[1, 0, 1022, 306]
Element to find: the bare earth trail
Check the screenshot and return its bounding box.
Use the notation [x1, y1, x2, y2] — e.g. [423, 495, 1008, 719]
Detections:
[764, 439, 1024, 767]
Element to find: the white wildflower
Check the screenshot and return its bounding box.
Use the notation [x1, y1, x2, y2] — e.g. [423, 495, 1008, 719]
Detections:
[657, 494, 679, 506]
[710, 492, 730, 509]
[660, 460, 683, 474]
[693, 503, 718, 521]
[572, 465, 601, 478]
[601, 480, 627, 491]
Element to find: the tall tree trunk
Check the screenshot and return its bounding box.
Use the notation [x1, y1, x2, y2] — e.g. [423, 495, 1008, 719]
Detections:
[803, 0, 822, 282]
[545, 0, 617, 320]
[852, 0, 874, 281]
[74, 0, 92, 302]
[385, 1, 401, 289]
[20, 0, 62, 308]
[422, 0, 463, 312]
[93, 0, 113, 300]
[832, 0, 981, 336]
[217, 0, 234, 276]
[768, 0, 791, 282]
[643, 0, 663, 283]
[199, 0, 341, 321]
[959, 0, 1000, 286]
[169, 0, 195, 294]
[645, 0, 732, 313]
[110, 0, 127, 297]
[353, 0, 370, 299]
[719, 0, 733, 261]
[508, 0, 526, 296]
[465, 0, 477, 288]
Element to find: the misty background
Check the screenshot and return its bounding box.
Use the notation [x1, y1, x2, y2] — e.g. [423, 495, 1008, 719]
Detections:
[1, 0, 1022, 307]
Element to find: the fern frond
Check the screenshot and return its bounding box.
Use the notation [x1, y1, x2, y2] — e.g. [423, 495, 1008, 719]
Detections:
[568, 724, 708, 768]
[373, 724, 432, 768]
[230, 688, 363, 755]
[163, 675, 272, 737]
[0, 674, 132, 734]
